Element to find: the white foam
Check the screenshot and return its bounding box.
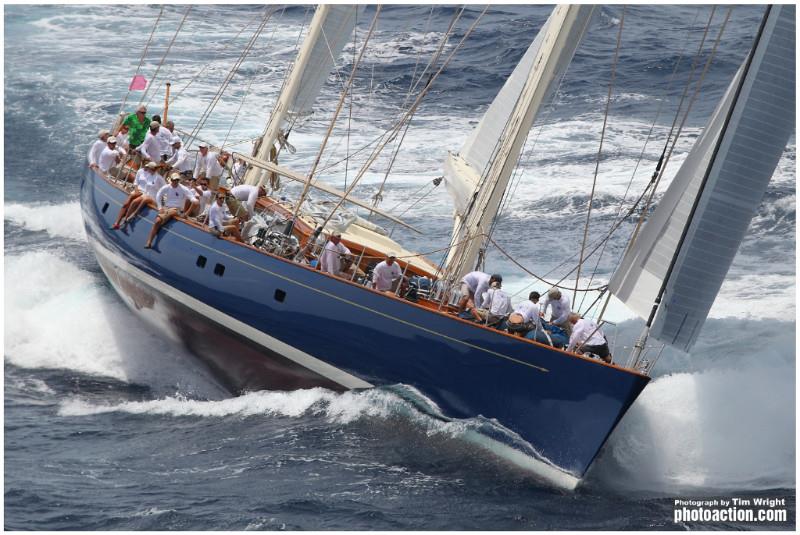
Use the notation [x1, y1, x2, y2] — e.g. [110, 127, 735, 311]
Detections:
[4, 202, 86, 241]
[4, 250, 225, 397]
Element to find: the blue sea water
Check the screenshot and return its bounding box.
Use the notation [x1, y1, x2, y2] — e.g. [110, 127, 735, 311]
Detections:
[4, 4, 796, 530]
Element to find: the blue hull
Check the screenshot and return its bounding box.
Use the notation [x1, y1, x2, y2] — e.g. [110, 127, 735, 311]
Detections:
[80, 170, 649, 484]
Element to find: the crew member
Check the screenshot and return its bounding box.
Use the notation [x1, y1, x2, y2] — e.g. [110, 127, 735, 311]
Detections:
[543, 288, 572, 335]
[507, 291, 542, 335]
[208, 193, 243, 242]
[566, 313, 612, 363]
[458, 271, 501, 311]
[372, 252, 402, 292]
[319, 231, 351, 277]
[472, 279, 513, 326]
[117, 162, 165, 227]
[122, 105, 150, 149]
[144, 173, 192, 248]
[165, 136, 193, 178]
[135, 120, 164, 163]
[87, 129, 110, 169]
[230, 184, 267, 218]
[193, 144, 228, 191]
[97, 136, 125, 173]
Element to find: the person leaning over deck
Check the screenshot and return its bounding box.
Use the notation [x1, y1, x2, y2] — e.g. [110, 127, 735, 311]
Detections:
[372, 251, 403, 292]
[166, 137, 193, 178]
[542, 287, 572, 335]
[122, 104, 150, 149]
[207, 192, 243, 243]
[507, 291, 542, 336]
[144, 173, 193, 248]
[135, 121, 163, 164]
[457, 271, 499, 312]
[97, 136, 126, 174]
[566, 313, 612, 363]
[87, 129, 110, 169]
[472, 279, 513, 326]
[116, 162, 165, 228]
[319, 231, 352, 277]
[230, 184, 267, 218]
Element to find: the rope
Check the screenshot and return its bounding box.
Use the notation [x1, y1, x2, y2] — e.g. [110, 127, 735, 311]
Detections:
[140, 6, 192, 107]
[579, 6, 702, 315]
[118, 6, 163, 116]
[291, 7, 382, 219]
[185, 8, 274, 148]
[313, 6, 490, 238]
[573, 7, 625, 306]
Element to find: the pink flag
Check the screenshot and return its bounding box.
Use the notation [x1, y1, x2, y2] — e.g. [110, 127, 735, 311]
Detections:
[128, 75, 147, 91]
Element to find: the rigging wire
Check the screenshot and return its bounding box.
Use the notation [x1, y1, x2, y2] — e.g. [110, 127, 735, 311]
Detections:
[573, 6, 626, 307]
[118, 6, 164, 116]
[140, 6, 192, 107]
[578, 6, 703, 315]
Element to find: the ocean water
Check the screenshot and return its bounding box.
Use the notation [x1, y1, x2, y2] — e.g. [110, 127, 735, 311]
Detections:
[4, 4, 795, 530]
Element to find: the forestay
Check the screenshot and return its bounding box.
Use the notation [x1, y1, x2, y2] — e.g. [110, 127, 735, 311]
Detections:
[442, 5, 595, 281]
[609, 5, 795, 351]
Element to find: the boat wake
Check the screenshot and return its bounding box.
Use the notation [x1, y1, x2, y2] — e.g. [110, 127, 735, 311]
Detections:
[5, 201, 86, 242]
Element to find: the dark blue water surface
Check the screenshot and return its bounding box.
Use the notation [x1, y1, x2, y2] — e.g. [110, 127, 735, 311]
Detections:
[4, 4, 795, 530]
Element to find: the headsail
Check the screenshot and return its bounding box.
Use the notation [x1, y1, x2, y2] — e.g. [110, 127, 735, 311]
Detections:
[442, 5, 595, 281]
[609, 5, 795, 352]
[245, 5, 364, 186]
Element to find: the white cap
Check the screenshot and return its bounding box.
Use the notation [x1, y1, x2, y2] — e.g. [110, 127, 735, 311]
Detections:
[98, 129, 110, 138]
[145, 161, 158, 169]
[198, 142, 208, 149]
[107, 136, 117, 143]
[169, 173, 181, 181]
[171, 136, 181, 145]
[387, 251, 397, 258]
[150, 120, 160, 128]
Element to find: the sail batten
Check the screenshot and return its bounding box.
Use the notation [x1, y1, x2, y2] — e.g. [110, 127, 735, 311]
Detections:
[610, 5, 795, 352]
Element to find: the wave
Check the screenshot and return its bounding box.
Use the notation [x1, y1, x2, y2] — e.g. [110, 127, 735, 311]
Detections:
[4, 250, 225, 398]
[4, 202, 86, 241]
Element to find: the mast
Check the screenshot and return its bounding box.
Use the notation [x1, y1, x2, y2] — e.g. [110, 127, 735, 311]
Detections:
[442, 5, 594, 283]
[611, 5, 795, 365]
[244, 5, 363, 186]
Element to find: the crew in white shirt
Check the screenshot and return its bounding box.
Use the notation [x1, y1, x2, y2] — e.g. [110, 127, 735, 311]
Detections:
[87, 129, 110, 169]
[97, 136, 125, 173]
[458, 271, 501, 311]
[506, 291, 543, 335]
[115, 162, 166, 228]
[166, 137, 193, 177]
[372, 252, 403, 292]
[186, 178, 213, 218]
[566, 313, 611, 363]
[542, 288, 572, 335]
[319, 231, 352, 277]
[115, 124, 130, 152]
[144, 173, 192, 248]
[135, 121, 163, 163]
[157, 119, 176, 160]
[473, 280, 513, 325]
[207, 193, 243, 242]
[113, 161, 154, 229]
[230, 184, 266, 218]
[192, 143, 229, 190]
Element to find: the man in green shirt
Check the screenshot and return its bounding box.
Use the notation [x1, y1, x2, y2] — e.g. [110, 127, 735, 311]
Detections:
[122, 104, 151, 149]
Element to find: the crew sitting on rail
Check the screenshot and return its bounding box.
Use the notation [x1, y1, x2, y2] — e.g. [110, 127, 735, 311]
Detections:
[230, 184, 267, 219]
[372, 251, 402, 292]
[208, 192, 243, 243]
[144, 173, 193, 249]
[566, 313, 612, 363]
[113, 162, 165, 229]
[165, 136, 193, 178]
[320, 231, 352, 278]
[542, 287, 573, 336]
[471, 279, 513, 327]
[193, 143, 229, 191]
[98, 136, 126, 174]
[457, 271, 500, 312]
[186, 178, 213, 219]
[506, 291, 542, 336]
[87, 129, 110, 169]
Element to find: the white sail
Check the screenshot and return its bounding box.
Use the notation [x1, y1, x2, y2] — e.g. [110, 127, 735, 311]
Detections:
[443, 5, 595, 280]
[610, 5, 795, 351]
[245, 5, 363, 185]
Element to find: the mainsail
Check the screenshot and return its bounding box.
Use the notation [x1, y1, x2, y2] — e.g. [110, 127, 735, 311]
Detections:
[609, 5, 795, 352]
[442, 5, 595, 282]
[245, 5, 364, 186]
